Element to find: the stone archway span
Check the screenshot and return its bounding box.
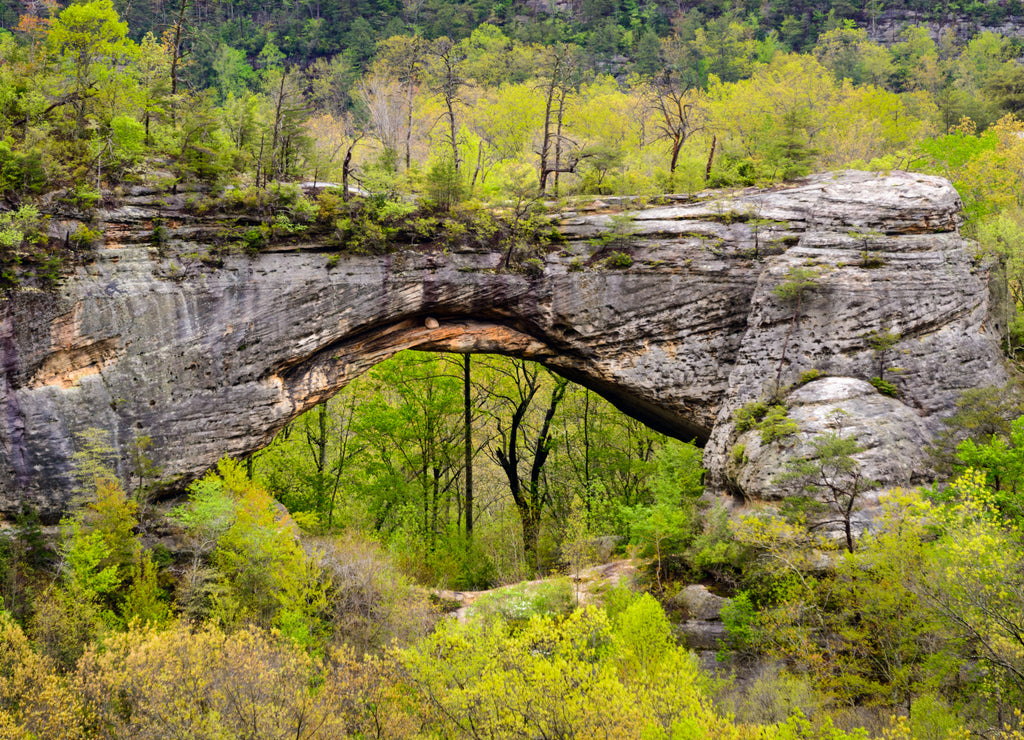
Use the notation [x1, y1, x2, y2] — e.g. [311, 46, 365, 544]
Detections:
[275, 315, 714, 447]
[0, 170, 1008, 521]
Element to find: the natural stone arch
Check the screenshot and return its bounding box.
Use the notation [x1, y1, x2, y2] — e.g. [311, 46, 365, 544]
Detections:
[277, 315, 715, 445]
[0, 171, 1007, 521]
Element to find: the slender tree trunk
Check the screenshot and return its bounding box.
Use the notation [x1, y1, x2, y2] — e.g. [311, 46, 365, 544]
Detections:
[470, 140, 483, 193]
[341, 137, 361, 201]
[704, 134, 717, 183]
[582, 389, 591, 512]
[169, 0, 190, 103]
[521, 510, 541, 574]
[270, 70, 288, 181]
[539, 71, 558, 193]
[669, 138, 683, 191]
[404, 79, 415, 171]
[445, 94, 460, 172]
[553, 88, 567, 197]
[776, 291, 802, 388]
[316, 401, 327, 474]
[431, 465, 440, 550]
[463, 354, 473, 537]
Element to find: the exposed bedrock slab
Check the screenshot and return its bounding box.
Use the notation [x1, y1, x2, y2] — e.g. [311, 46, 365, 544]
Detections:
[0, 171, 1008, 520]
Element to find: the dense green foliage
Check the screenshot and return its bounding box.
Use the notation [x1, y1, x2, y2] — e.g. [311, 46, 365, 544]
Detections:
[252, 352, 700, 584]
[4, 0, 1023, 88]
[2, 0, 1024, 204]
[7, 2, 1024, 736]
[5, 0, 1024, 301]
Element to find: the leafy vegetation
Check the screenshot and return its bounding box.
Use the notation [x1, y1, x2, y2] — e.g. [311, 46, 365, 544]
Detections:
[7, 0, 1024, 736]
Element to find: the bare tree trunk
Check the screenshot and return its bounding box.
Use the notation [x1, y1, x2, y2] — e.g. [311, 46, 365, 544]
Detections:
[169, 0, 190, 105]
[463, 354, 473, 537]
[705, 135, 717, 183]
[270, 70, 288, 181]
[539, 73, 558, 194]
[553, 88, 567, 196]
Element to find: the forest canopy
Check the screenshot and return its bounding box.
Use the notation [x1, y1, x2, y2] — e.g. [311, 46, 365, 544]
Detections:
[6, 1, 1024, 737]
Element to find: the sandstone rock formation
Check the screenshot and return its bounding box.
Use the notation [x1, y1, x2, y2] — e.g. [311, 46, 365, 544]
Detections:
[672, 584, 731, 651]
[0, 170, 1008, 520]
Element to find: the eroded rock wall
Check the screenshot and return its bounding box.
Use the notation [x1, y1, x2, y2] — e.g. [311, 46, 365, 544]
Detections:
[0, 171, 1007, 520]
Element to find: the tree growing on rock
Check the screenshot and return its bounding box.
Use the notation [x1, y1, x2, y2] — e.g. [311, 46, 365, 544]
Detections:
[776, 412, 875, 553]
[772, 265, 821, 387]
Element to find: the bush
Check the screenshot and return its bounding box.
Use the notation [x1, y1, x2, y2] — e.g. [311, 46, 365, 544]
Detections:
[870, 376, 898, 397]
[69, 225, 101, 249]
[312, 534, 436, 655]
[759, 405, 798, 443]
[522, 256, 545, 276]
[604, 251, 633, 268]
[718, 663, 823, 725]
[0, 140, 48, 195]
[735, 400, 770, 432]
[170, 459, 329, 648]
[64, 185, 101, 211]
[798, 368, 824, 385]
[735, 400, 798, 443]
[76, 622, 389, 739]
[720, 590, 758, 651]
[424, 157, 465, 211]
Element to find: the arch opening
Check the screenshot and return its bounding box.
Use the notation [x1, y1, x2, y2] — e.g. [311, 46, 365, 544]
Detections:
[269, 315, 712, 462]
[254, 343, 704, 583]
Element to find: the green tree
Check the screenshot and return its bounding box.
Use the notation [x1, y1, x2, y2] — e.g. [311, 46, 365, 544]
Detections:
[913, 470, 1024, 707]
[172, 459, 328, 647]
[956, 415, 1024, 521]
[643, 70, 706, 190]
[487, 360, 569, 575]
[626, 439, 704, 590]
[46, 0, 132, 137]
[777, 415, 876, 553]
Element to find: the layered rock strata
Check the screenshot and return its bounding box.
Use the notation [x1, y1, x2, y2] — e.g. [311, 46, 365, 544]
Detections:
[0, 170, 1007, 520]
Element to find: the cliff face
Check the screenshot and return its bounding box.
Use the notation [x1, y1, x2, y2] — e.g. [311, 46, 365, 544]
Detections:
[0, 171, 1007, 520]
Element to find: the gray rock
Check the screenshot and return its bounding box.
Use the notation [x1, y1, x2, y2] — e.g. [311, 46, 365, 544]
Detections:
[676, 584, 728, 621]
[0, 171, 1008, 520]
[676, 620, 729, 651]
[725, 377, 935, 503]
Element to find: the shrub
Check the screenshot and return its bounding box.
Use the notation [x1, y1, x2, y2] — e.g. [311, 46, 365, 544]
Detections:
[69, 225, 101, 249]
[170, 460, 329, 648]
[870, 376, 898, 397]
[424, 157, 465, 211]
[522, 257, 545, 276]
[76, 622, 384, 739]
[859, 250, 885, 268]
[759, 405, 798, 443]
[734, 400, 797, 443]
[64, 185, 102, 211]
[735, 400, 770, 432]
[312, 534, 436, 655]
[731, 443, 747, 465]
[798, 368, 824, 385]
[0, 140, 48, 195]
[604, 250, 633, 269]
[720, 591, 758, 652]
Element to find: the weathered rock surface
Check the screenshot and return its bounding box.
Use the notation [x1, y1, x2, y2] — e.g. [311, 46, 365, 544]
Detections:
[725, 377, 935, 507]
[672, 584, 731, 650]
[675, 584, 728, 621]
[0, 170, 1008, 520]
